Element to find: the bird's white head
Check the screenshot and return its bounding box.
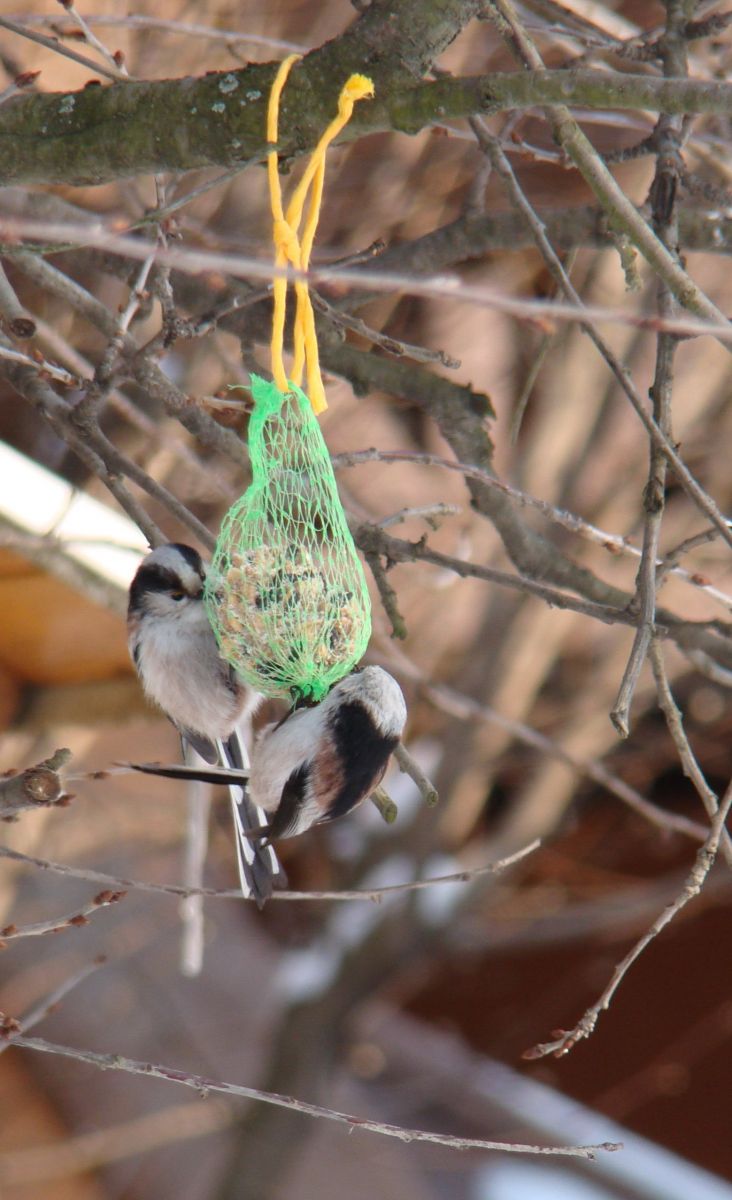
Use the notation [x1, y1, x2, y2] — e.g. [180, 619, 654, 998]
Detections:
[128, 543, 206, 622]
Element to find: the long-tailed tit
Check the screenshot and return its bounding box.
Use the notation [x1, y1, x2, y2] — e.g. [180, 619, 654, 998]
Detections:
[133, 666, 407, 843]
[249, 666, 407, 838]
[127, 543, 280, 906]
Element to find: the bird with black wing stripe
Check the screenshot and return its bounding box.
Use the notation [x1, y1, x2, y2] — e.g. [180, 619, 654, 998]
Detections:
[247, 665, 407, 841]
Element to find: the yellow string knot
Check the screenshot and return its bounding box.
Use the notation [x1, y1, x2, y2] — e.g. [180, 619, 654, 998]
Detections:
[339, 74, 375, 110]
[272, 217, 300, 264]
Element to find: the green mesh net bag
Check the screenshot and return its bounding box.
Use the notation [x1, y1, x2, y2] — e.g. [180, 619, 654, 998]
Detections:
[204, 375, 372, 703]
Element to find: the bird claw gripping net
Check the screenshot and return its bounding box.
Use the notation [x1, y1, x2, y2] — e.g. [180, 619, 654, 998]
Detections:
[204, 375, 371, 704]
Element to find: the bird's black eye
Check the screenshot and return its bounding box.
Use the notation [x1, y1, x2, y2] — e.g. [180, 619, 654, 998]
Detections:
[170, 590, 185, 602]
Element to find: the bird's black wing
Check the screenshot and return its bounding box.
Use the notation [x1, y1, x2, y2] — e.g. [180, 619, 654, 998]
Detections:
[265, 763, 311, 841]
[178, 727, 218, 764]
[326, 702, 399, 821]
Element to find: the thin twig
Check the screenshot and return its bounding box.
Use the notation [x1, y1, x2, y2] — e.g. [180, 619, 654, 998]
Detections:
[394, 742, 439, 807]
[0, 15, 128, 81]
[57, 0, 129, 76]
[655, 527, 720, 588]
[13, 12, 306, 54]
[0, 339, 214, 550]
[0, 342, 75, 385]
[462, 111, 732, 552]
[0, 70, 40, 107]
[92, 249, 156, 389]
[0, 841, 539, 905]
[6, 216, 732, 348]
[355, 521, 649, 628]
[681, 646, 732, 688]
[335, 448, 732, 613]
[525, 777, 732, 1058]
[31, 311, 225, 486]
[0, 522, 130, 615]
[487, 0, 732, 341]
[649, 639, 732, 867]
[370, 786, 398, 824]
[510, 325, 561, 443]
[361, 543, 408, 639]
[0, 262, 36, 338]
[383, 642, 713, 845]
[610, 333, 675, 737]
[7, 1032, 619, 1158]
[0, 957, 106, 1055]
[127, 157, 272, 235]
[611, 3, 687, 738]
[8, 250, 247, 464]
[377, 503, 461, 530]
[311, 292, 459, 368]
[0, 889, 126, 941]
[0, 351, 166, 547]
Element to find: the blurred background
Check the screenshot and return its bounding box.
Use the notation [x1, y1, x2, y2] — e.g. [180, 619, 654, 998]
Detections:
[2, 1, 732, 1197]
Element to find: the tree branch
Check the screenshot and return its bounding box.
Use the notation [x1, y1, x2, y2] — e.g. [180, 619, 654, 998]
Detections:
[0, 0, 482, 185]
[0, 841, 536, 904]
[7, 1031, 620, 1159]
[525, 775, 732, 1059]
[0, 749, 71, 820]
[487, 0, 732, 348]
[1, 889, 126, 941]
[4, 64, 732, 186]
[0, 956, 105, 1056]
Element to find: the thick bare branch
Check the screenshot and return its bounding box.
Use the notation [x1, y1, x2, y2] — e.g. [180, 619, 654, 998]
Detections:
[0, 0, 482, 185]
[0, 749, 71, 820]
[3, 64, 732, 186]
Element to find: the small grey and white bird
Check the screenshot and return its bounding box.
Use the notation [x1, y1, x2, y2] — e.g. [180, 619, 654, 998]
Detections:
[131, 665, 407, 844]
[127, 542, 280, 906]
[248, 665, 407, 840]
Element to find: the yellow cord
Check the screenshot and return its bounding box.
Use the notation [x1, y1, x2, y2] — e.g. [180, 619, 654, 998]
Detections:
[267, 54, 301, 397]
[267, 59, 374, 414]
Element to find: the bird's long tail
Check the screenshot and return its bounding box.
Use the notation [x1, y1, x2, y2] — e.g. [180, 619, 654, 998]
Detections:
[218, 730, 282, 908]
[126, 761, 250, 785]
